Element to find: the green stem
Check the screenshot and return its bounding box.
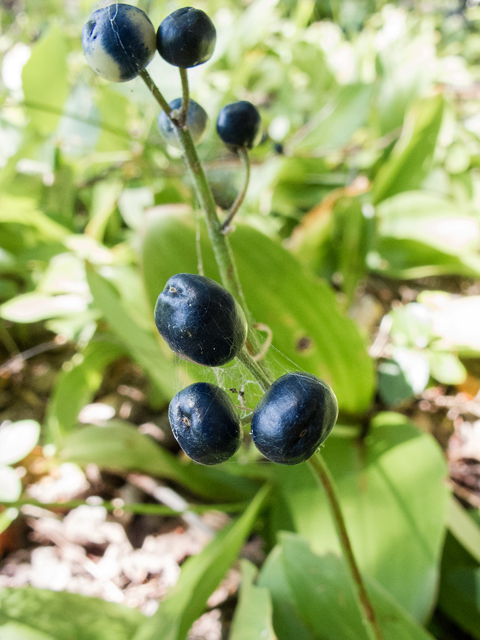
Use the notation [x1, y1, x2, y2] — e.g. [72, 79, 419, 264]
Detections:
[308, 453, 384, 640]
[179, 68, 190, 127]
[174, 125, 274, 384]
[221, 148, 250, 232]
[4, 498, 249, 516]
[139, 68, 171, 115]
[237, 346, 272, 392]
[142, 73, 273, 384]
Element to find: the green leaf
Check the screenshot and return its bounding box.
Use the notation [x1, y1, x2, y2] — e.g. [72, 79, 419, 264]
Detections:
[447, 497, 480, 566]
[141, 211, 374, 415]
[86, 268, 173, 404]
[0, 509, 19, 535]
[0, 292, 88, 323]
[373, 191, 480, 277]
[260, 533, 436, 640]
[0, 196, 68, 242]
[60, 422, 258, 502]
[372, 96, 445, 204]
[22, 25, 69, 136]
[0, 622, 54, 640]
[438, 531, 480, 639]
[0, 466, 21, 502]
[0, 587, 144, 640]
[229, 560, 276, 640]
[46, 342, 125, 443]
[266, 413, 449, 621]
[0, 420, 40, 465]
[294, 84, 374, 152]
[133, 484, 271, 640]
[428, 351, 466, 385]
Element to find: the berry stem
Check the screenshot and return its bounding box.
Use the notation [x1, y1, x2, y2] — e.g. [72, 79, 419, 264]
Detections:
[142, 73, 274, 388]
[308, 453, 385, 640]
[237, 346, 272, 392]
[221, 148, 250, 233]
[139, 68, 172, 116]
[179, 67, 190, 128]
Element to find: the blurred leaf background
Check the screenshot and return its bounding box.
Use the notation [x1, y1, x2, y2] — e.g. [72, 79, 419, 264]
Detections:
[1, 0, 480, 638]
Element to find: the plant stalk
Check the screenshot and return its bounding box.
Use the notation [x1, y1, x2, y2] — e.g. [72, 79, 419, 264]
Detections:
[179, 67, 190, 127]
[139, 68, 171, 115]
[221, 147, 250, 232]
[308, 453, 384, 640]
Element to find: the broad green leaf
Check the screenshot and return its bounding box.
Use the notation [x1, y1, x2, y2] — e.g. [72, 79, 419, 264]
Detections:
[372, 96, 444, 204]
[0, 196, 68, 242]
[22, 25, 69, 136]
[266, 413, 448, 621]
[141, 211, 374, 415]
[229, 560, 276, 640]
[0, 466, 22, 502]
[447, 497, 480, 566]
[260, 533, 436, 640]
[373, 191, 480, 277]
[256, 545, 316, 640]
[85, 181, 123, 242]
[438, 532, 480, 639]
[0, 587, 144, 640]
[0, 292, 88, 323]
[134, 484, 271, 640]
[0, 420, 40, 465]
[60, 422, 258, 502]
[86, 268, 173, 404]
[294, 84, 374, 152]
[428, 351, 466, 385]
[46, 342, 125, 444]
[0, 622, 54, 640]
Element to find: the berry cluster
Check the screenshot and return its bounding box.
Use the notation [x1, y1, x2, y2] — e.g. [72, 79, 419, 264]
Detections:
[81, 4, 338, 466]
[154, 274, 338, 466]
[82, 4, 262, 152]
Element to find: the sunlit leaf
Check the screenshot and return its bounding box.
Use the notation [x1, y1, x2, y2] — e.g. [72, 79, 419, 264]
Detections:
[46, 342, 125, 444]
[372, 96, 444, 204]
[260, 533, 436, 640]
[229, 560, 276, 640]
[22, 25, 69, 136]
[0, 466, 22, 502]
[0, 588, 144, 640]
[60, 421, 258, 502]
[0, 420, 40, 465]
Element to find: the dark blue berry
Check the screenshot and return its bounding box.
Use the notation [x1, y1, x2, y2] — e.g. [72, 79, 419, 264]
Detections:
[156, 7, 216, 68]
[158, 98, 209, 147]
[82, 4, 156, 82]
[154, 273, 247, 367]
[169, 382, 242, 464]
[216, 101, 262, 150]
[251, 373, 338, 465]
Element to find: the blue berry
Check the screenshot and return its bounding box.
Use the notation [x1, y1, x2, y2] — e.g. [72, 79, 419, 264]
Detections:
[154, 273, 247, 367]
[156, 7, 216, 68]
[251, 373, 338, 465]
[169, 382, 242, 465]
[158, 98, 209, 147]
[82, 4, 156, 83]
[216, 101, 262, 150]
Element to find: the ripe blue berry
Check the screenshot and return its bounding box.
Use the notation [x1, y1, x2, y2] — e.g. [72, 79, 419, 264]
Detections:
[169, 382, 242, 465]
[154, 273, 247, 367]
[82, 4, 156, 83]
[216, 101, 262, 150]
[158, 98, 209, 147]
[251, 373, 338, 465]
[156, 7, 216, 68]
